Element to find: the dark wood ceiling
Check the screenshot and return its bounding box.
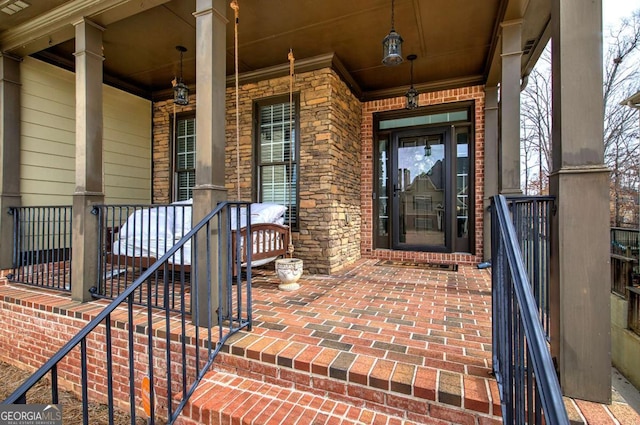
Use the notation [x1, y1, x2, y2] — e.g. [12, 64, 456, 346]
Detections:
[0, 0, 551, 101]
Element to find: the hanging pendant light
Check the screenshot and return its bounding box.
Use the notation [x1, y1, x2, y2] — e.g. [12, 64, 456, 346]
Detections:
[405, 54, 419, 109]
[173, 45, 189, 106]
[382, 0, 403, 66]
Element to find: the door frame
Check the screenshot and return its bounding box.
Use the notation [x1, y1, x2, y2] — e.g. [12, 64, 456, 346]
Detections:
[372, 101, 476, 254]
[390, 127, 452, 252]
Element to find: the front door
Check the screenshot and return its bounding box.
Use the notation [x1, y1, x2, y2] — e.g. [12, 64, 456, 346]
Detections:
[392, 129, 449, 251]
[373, 106, 473, 254]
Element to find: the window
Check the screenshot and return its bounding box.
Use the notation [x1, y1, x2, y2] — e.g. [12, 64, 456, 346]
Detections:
[414, 195, 432, 211]
[255, 96, 299, 227]
[174, 116, 196, 201]
[379, 109, 468, 130]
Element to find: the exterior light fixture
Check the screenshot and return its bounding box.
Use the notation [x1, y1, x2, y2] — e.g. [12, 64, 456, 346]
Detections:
[173, 45, 189, 106]
[424, 143, 431, 157]
[382, 0, 403, 66]
[405, 54, 419, 109]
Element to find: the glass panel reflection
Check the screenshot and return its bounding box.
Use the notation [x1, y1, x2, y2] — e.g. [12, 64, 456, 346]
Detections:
[456, 132, 469, 239]
[397, 135, 445, 247]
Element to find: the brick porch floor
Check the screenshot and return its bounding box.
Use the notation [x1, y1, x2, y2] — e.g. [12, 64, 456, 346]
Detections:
[180, 259, 640, 424]
[2, 259, 639, 424]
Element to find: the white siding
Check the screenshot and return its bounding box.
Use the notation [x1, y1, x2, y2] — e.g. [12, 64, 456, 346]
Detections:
[20, 57, 152, 206]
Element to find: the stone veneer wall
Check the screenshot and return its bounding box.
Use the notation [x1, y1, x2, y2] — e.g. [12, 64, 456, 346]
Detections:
[360, 86, 486, 265]
[152, 68, 362, 274]
[152, 94, 196, 203]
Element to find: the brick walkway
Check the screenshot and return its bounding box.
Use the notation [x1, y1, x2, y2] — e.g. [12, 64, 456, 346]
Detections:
[180, 259, 640, 424]
[2, 259, 639, 424]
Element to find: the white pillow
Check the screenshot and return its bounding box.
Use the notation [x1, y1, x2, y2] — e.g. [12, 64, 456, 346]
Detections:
[250, 203, 287, 223]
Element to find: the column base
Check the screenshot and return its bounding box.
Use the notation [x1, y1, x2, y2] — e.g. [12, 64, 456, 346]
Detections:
[191, 185, 228, 326]
[0, 194, 21, 269]
[549, 166, 611, 403]
[71, 193, 104, 302]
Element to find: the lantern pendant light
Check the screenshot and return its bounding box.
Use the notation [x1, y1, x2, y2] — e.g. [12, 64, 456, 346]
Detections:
[405, 54, 419, 109]
[173, 45, 189, 106]
[382, 0, 403, 66]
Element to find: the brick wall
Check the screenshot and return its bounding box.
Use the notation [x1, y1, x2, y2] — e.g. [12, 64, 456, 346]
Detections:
[153, 68, 362, 274]
[0, 293, 203, 421]
[360, 87, 486, 266]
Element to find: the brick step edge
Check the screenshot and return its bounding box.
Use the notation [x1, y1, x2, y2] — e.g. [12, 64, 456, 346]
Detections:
[175, 369, 420, 425]
[176, 368, 502, 425]
[216, 340, 501, 418]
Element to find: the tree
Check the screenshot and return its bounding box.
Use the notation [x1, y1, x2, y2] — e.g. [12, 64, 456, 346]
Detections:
[521, 48, 552, 195]
[520, 10, 640, 227]
[603, 11, 640, 227]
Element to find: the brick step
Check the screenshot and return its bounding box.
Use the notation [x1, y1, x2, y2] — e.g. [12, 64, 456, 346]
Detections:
[177, 369, 410, 424]
[205, 331, 502, 424]
[177, 369, 489, 425]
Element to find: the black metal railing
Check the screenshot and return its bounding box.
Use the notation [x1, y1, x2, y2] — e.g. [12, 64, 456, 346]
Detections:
[611, 254, 636, 297]
[92, 202, 193, 313]
[628, 286, 640, 336]
[611, 227, 639, 260]
[491, 195, 568, 425]
[7, 206, 73, 291]
[505, 196, 554, 340]
[2, 201, 253, 425]
[610, 227, 639, 296]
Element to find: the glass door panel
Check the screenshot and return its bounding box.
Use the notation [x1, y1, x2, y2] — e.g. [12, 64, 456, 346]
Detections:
[456, 130, 470, 252]
[376, 138, 390, 248]
[393, 134, 446, 249]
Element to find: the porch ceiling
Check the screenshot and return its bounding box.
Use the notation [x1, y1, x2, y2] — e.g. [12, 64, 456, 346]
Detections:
[0, 0, 551, 100]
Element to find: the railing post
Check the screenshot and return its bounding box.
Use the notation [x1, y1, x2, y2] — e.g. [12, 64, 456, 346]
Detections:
[7, 207, 18, 273]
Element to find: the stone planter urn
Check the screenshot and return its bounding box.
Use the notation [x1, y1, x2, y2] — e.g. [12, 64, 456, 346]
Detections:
[275, 258, 303, 291]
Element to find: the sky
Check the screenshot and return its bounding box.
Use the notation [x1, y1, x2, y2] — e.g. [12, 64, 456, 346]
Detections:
[604, 0, 639, 29]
